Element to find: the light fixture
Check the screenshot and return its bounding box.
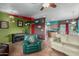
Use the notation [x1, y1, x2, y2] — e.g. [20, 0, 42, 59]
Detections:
[9, 16, 15, 23]
[40, 3, 56, 11]
[9, 16, 14, 19]
[12, 20, 15, 23]
[38, 25, 41, 28]
[42, 3, 50, 8]
[40, 3, 49, 11]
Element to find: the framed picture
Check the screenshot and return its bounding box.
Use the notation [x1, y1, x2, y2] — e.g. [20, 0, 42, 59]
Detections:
[17, 20, 23, 27]
[34, 18, 45, 25]
[0, 21, 9, 29]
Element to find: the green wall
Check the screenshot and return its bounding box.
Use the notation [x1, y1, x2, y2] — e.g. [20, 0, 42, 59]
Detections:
[0, 12, 28, 44]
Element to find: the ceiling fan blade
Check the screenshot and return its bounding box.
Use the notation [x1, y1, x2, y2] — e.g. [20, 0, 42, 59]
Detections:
[40, 7, 44, 11]
[40, 3, 57, 11]
[49, 3, 56, 8]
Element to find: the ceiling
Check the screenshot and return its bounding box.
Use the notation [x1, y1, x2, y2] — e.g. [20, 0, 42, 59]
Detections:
[0, 3, 43, 16]
[0, 3, 79, 21]
[34, 3, 79, 21]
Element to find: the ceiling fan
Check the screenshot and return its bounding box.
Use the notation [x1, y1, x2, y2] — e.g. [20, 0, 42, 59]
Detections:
[40, 3, 57, 11]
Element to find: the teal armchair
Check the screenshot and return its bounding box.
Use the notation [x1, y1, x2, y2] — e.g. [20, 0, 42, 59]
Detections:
[23, 34, 42, 54]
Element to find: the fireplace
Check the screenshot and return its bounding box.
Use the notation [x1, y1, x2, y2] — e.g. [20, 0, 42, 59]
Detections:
[12, 33, 24, 43]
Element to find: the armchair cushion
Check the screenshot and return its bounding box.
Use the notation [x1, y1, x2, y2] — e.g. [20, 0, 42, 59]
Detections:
[24, 34, 38, 44]
[23, 34, 42, 54]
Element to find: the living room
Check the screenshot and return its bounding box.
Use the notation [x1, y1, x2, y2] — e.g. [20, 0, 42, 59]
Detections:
[0, 3, 79, 56]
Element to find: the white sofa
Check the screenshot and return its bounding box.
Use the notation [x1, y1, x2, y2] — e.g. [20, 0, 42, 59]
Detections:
[49, 34, 79, 56]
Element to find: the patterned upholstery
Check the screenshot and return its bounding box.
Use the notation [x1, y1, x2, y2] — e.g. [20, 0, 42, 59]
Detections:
[23, 34, 42, 54]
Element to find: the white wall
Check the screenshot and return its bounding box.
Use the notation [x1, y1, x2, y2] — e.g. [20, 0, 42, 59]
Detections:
[34, 3, 79, 21]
